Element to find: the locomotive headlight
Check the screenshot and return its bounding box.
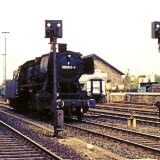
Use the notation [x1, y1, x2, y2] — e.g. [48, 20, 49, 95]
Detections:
[68, 55, 71, 58]
[67, 54, 71, 65]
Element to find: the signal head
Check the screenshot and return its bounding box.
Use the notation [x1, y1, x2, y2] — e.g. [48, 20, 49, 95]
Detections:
[151, 21, 160, 38]
[45, 20, 62, 38]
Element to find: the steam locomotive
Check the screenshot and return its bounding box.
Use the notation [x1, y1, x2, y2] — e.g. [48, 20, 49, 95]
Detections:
[6, 44, 95, 121]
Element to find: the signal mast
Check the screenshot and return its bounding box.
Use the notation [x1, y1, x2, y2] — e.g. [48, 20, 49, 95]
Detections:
[45, 20, 63, 137]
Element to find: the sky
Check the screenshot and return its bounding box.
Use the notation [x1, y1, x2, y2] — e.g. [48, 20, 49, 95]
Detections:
[0, 0, 160, 84]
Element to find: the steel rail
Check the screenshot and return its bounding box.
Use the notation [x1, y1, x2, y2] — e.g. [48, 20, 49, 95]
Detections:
[89, 109, 160, 124]
[0, 120, 63, 160]
[65, 122, 160, 154]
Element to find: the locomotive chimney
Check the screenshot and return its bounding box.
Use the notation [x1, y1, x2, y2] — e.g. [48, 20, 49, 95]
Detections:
[58, 43, 67, 52]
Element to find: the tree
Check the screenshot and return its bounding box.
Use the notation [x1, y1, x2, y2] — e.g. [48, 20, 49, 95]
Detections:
[123, 69, 131, 91]
[155, 74, 160, 82]
[130, 77, 139, 91]
[123, 69, 139, 92]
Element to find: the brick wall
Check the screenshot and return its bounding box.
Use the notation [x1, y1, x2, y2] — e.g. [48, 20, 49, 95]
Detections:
[94, 59, 123, 85]
[107, 93, 126, 103]
[107, 92, 160, 105]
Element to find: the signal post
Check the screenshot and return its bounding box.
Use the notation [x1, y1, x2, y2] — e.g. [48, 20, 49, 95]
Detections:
[152, 21, 160, 120]
[45, 20, 64, 137]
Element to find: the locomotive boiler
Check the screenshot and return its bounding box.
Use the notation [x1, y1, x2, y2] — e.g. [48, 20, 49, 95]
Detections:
[6, 44, 95, 121]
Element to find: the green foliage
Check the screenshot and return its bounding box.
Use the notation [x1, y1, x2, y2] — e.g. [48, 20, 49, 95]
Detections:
[123, 69, 139, 91]
[155, 74, 160, 82]
[123, 69, 131, 91]
[130, 77, 139, 90]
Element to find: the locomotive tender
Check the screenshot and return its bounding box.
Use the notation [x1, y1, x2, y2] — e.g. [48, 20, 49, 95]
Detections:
[6, 44, 95, 121]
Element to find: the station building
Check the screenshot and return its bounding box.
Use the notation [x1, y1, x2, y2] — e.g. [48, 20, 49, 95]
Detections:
[80, 54, 124, 87]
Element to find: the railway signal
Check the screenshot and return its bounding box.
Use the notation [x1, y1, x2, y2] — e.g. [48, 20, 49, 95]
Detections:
[151, 21, 160, 52]
[152, 21, 160, 119]
[45, 20, 63, 137]
[45, 20, 62, 44]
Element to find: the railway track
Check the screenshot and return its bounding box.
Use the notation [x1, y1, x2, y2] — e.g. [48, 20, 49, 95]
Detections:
[81, 120, 160, 153]
[64, 120, 160, 158]
[101, 102, 157, 109]
[0, 103, 159, 159]
[87, 108, 160, 126]
[0, 120, 62, 160]
[96, 104, 159, 117]
[0, 109, 88, 160]
[1, 100, 159, 124]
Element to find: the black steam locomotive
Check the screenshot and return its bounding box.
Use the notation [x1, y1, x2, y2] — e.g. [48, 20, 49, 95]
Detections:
[6, 44, 95, 121]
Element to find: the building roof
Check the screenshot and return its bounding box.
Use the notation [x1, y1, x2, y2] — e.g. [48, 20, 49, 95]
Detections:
[90, 54, 124, 75]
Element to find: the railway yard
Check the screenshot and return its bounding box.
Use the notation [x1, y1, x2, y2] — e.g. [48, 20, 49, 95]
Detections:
[0, 96, 159, 160]
[1, 2, 160, 160]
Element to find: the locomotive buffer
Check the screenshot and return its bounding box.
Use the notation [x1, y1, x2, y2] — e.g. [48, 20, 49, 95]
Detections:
[45, 20, 63, 137]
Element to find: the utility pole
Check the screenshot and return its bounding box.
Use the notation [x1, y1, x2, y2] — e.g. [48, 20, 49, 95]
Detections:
[1, 32, 9, 98]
